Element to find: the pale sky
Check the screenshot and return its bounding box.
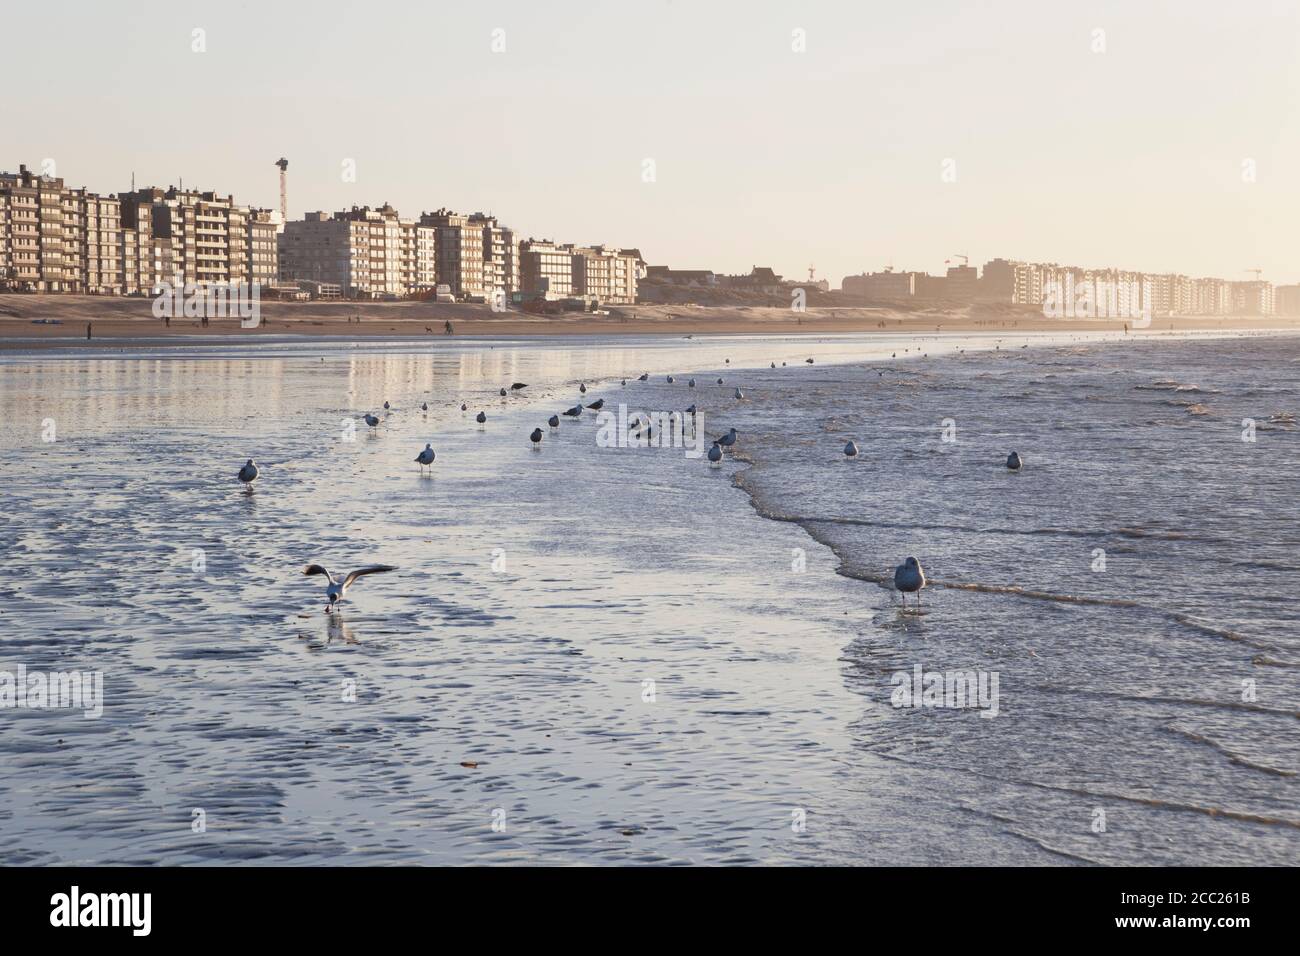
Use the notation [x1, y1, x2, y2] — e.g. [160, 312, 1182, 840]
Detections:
[4, 0, 1298, 285]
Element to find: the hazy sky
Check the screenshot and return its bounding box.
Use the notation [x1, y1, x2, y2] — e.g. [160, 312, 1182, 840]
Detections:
[4, 0, 1298, 285]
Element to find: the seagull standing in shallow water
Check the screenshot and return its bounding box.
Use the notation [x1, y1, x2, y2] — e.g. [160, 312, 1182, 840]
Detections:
[1006, 451, 1023, 471]
[894, 557, 926, 607]
[415, 444, 435, 472]
[548, 415, 560, 430]
[844, 441, 858, 458]
[304, 564, 397, 614]
[530, 427, 543, 448]
[364, 413, 380, 428]
[237, 459, 259, 487]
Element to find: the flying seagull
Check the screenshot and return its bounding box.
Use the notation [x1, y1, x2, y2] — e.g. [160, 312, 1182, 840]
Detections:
[530, 427, 543, 448]
[844, 441, 858, 458]
[303, 564, 397, 614]
[415, 444, 435, 472]
[894, 557, 926, 607]
[1006, 451, 1023, 471]
[237, 458, 259, 486]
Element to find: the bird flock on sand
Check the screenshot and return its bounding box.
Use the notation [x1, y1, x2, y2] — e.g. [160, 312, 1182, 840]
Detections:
[236, 353, 1028, 614]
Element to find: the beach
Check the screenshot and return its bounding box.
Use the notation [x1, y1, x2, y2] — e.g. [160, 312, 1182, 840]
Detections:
[3, 293, 1299, 349]
[0, 328, 1296, 865]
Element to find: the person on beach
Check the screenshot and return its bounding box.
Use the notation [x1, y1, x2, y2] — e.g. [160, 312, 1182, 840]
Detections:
[445, 320, 454, 335]
[86, 322, 92, 340]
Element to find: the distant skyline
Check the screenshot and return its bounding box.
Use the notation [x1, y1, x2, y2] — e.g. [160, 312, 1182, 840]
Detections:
[4, 0, 1298, 284]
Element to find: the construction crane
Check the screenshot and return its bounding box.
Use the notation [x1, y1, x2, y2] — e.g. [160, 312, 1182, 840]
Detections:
[808, 263, 816, 282]
[1244, 268, 1263, 281]
[274, 158, 288, 222]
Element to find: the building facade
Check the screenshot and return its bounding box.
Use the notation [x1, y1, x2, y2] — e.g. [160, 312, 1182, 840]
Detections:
[279, 205, 435, 299]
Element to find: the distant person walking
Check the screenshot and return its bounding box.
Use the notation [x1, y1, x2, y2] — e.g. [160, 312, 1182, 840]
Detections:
[86, 322, 92, 340]
[445, 320, 454, 335]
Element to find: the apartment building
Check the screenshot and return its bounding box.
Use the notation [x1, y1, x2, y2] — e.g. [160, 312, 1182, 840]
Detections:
[247, 209, 279, 289]
[118, 187, 258, 289]
[1275, 284, 1300, 316]
[467, 213, 518, 299]
[570, 245, 640, 304]
[279, 205, 435, 299]
[418, 209, 485, 298]
[80, 191, 122, 294]
[519, 239, 575, 298]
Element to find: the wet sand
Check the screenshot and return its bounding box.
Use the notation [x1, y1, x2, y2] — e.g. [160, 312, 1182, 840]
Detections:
[2, 294, 1296, 349]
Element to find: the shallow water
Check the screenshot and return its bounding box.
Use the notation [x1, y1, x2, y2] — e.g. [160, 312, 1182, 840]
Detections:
[0, 330, 1296, 865]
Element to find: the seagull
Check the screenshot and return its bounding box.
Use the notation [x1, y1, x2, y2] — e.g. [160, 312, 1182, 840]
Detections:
[685, 404, 697, 415]
[894, 557, 926, 607]
[579, 383, 587, 393]
[806, 358, 814, 365]
[563, 405, 583, 418]
[1006, 451, 1023, 471]
[421, 402, 428, 412]
[725, 358, 730, 364]
[667, 375, 675, 383]
[476, 411, 487, 425]
[717, 428, 737, 449]
[844, 441, 858, 457]
[237, 458, 259, 486]
[548, 415, 560, 429]
[716, 377, 723, 385]
[364, 413, 380, 428]
[688, 378, 696, 387]
[303, 563, 397, 614]
[734, 387, 744, 400]
[415, 444, 435, 472]
[460, 403, 468, 412]
[637, 373, 648, 381]
[383, 401, 391, 410]
[499, 387, 508, 397]
[530, 427, 543, 448]
[511, 383, 528, 391]
[586, 398, 605, 411]
[770, 362, 776, 368]
[707, 442, 723, 465]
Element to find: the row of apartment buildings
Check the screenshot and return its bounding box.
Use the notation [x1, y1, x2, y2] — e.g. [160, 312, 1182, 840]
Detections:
[0, 165, 278, 295]
[0, 162, 644, 305]
[841, 259, 1288, 316]
[278, 206, 641, 304]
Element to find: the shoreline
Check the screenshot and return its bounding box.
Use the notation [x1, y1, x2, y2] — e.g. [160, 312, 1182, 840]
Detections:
[3, 294, 1298, 350]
